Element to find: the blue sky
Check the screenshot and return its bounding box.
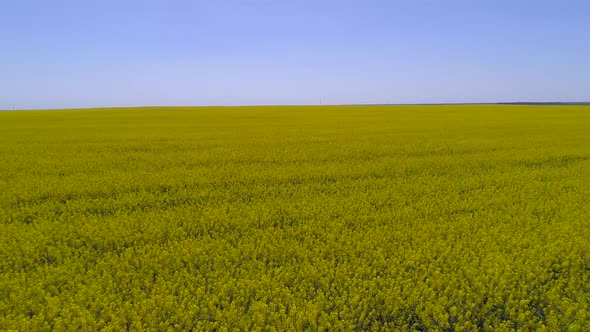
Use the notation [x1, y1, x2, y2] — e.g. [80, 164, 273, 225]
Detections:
[2, 0, 589, 109]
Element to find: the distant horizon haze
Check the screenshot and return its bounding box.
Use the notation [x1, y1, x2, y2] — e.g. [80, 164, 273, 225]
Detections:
[4, 101, 590, 112]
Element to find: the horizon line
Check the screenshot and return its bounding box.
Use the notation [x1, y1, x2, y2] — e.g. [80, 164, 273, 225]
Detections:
[2, 101, 590, 112]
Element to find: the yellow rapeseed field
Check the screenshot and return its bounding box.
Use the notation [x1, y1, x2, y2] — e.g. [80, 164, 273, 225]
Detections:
[1, 105, 589, 331]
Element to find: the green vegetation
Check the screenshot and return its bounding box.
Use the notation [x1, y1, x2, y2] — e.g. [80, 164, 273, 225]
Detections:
[1, 105, 589, 331]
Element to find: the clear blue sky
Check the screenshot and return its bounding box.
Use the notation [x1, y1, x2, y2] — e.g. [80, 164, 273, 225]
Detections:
[2, 0, 589, 109]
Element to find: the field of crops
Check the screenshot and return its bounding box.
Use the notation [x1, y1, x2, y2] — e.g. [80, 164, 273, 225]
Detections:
[1, 105, 589, 331]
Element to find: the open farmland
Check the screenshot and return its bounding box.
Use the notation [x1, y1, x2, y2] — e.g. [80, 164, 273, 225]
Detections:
[0, 105, 589, 330]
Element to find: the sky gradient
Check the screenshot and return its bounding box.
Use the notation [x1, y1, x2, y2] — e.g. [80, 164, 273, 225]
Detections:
[2, 0, 589, 109]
